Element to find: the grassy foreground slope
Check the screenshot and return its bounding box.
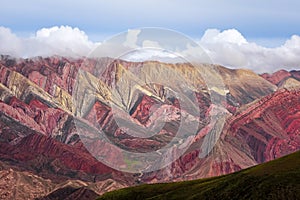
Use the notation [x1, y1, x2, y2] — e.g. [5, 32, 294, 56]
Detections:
[98, 151, 300, 200]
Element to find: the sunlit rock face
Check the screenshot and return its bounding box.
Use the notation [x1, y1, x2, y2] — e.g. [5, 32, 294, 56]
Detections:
[0, 55, 299, 199]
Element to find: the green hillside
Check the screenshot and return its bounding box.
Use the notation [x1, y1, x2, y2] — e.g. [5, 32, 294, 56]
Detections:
[98, 151, 300, 200]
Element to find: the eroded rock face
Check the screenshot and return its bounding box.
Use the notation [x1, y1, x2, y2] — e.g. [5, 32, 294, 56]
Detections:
[226, 89, 300, 161]
[142, 89, 300, 183]
[0, 55, 299, 197]
[0, 164, 127, 200]
[0, 167, 55, 200]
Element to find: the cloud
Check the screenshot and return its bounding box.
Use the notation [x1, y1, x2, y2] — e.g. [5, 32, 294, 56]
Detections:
[142, 40, 161, 48]
[201, 29, 247, 45]
[0, 27, 22, 56]
[34, 26, 96, 56]
[199, 29, 300, 72]
[123, 29, 141, 48]
[121, 48, 180, 62]
[0, 26, 97, 57]
[0, 26, 300, 72]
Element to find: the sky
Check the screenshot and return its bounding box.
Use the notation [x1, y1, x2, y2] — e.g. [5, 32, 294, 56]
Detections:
[0, 0, 300, 72]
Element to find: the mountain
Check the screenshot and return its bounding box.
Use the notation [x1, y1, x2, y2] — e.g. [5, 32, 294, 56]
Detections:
[0, 55, 299, 199]
[98, 150, 300, 200]
[141, 88, 300, 182]
[261, 69, 300, 86]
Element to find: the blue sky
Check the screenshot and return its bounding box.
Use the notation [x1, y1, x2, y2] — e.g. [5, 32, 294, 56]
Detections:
[1, 0, 300, 72]
[1, 0, 300, 44]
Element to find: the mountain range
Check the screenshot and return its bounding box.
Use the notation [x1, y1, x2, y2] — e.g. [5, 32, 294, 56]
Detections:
[0, 55, 299, 199]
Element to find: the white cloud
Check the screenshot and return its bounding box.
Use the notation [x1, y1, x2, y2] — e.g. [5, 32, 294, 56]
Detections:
[0, 27, 22, 56]
[199, 29, 300, 72]
[34, 26, 96, 56]
[0, 26, 97, 58]
[0, 26, 300, 72]
[200, 29, 247, 45]
[142, 40, 161, 48]
[123, 29, 141, 48]
[121, 48, 180, 62]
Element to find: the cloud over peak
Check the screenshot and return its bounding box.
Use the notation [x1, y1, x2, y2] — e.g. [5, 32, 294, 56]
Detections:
[0, 26, 299, 73]
[199, 29, 300, 72]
